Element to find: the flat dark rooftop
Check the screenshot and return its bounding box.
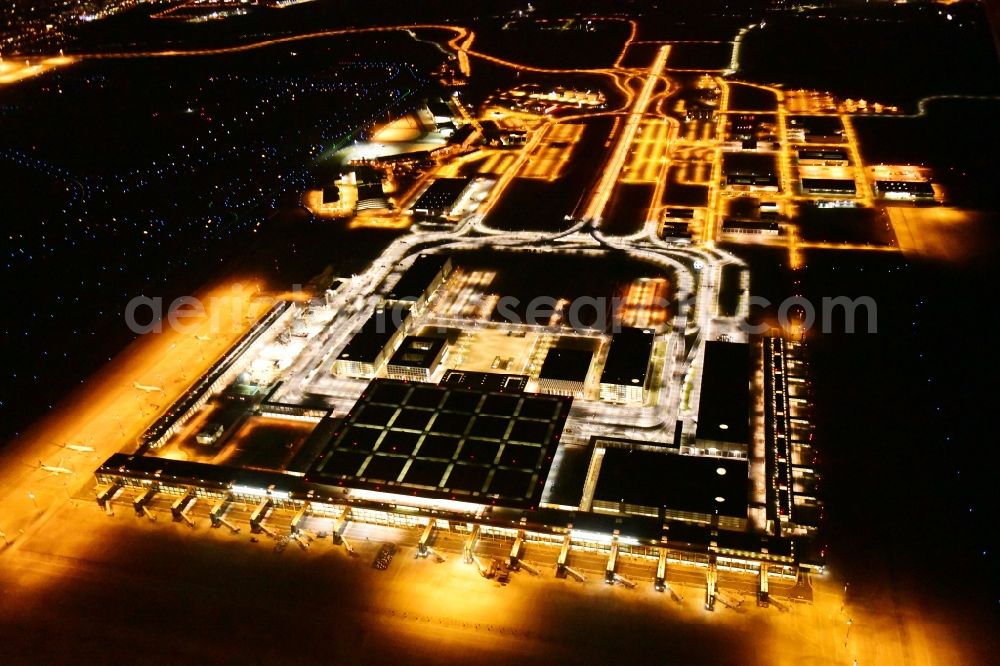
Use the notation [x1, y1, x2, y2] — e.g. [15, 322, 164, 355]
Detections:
[388, 335, 446, 370]
[722, 152, 777, 176]
[593, 446, 748, 518]
[723, 219, 781, 232]
[797, 147, 848, 160]
[788, 114, 844, 136]
[599, 327, 654, 387]
[540, 441, 594, 509]
[337, 306, 410, 364]
[321, 186, 340, 203]
[801, 178, 857, 193]
[428, 100, 453, 119]
[695, 341, 751, 445]
[411, 178, 470, 213]
[540, 347, 594, 382]
[874, 180, 934, 194]
[308, 378, 572, 507]
[385, 254, 451, 303]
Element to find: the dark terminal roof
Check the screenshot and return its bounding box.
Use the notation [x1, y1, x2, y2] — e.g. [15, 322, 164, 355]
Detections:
[337, 306, 410, 364]
[594, 446, 748, 518]
[539, 347, 594, 382]
[599, 327, 655, 387]
[308, 378, 572, 507]
[695, 341, 751, 445]
[388, 335, 447, 370]
[385, 254, 451, 303]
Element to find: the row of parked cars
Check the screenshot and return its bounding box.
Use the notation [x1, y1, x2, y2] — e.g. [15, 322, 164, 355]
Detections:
[373, 543, 397, 569]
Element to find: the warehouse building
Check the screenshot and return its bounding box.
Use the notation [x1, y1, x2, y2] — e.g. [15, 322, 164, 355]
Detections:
[538, 344, 594, 397]
[410, 178, 472, 218]
[384, 253, 453, 314]
[386, 335, 448, 382]
[599, 327, 655, 404]
[333, 306, 411, 378]
[693, 341, 752, 457]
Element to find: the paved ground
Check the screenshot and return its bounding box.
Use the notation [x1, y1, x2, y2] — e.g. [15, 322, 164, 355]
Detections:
[887, 206, 994, 262]
[2, 488, 990, 665]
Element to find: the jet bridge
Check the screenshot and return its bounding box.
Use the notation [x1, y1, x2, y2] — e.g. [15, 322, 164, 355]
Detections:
[132, 485, 158, 521]
[555, 534, 571, 578]
[706, 554, 718, 611]
[331, 507, 353, 554]
[605, 541, 619, 584]
[249, 498, 273, 536]
[170, 492, 197, 527]
[463, 525, 480, 563]
[290, 504, 312, 535]
[417, 519, 436, 557]
[210, 493, 240, 533]
[96, 481, 122, 515]
[655, 549, 668, 592]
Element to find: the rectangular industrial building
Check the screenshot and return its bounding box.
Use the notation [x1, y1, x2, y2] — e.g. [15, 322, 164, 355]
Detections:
[592, 443, 749, 531]
[411, 178, 471, 217]
[873, 179, 935, 200]
[386, 335, 448, 382]
[660, 222, 693, 241]
[800, 178, 856, 196]
[384, 253, 452, 313]
[538, 346, 594, 397]
[797, 147, 849, 165]
[721, 219, 780, 236]
[308, 378, 572, 507]
[599, 327, 655, 404]
[694, 341, 752, 456]
[787, 115, 844, 143]
[722, 153, 779, 191]
[333, 306, 411, 378]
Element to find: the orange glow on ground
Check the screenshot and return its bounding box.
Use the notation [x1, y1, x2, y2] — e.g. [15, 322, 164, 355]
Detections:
[521, 122, 584, 181]
[0, 278, 273, 537]
[302, 185, 356, 218]
[371, 113, 429, 143]
[619, 278, 670, 328]
[0, 56, 76, 85]
[347, 212, 412, 230]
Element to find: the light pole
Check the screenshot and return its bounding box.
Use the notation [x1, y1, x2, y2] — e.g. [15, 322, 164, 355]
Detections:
[844, 618, 853, 647]
[28, 492, 38, 510]
[0, 528, 8, 546]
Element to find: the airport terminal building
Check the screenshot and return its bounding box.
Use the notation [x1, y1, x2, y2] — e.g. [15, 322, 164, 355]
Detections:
[91, 259, 823, 603]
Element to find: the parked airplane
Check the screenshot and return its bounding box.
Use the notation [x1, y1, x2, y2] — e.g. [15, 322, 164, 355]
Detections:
[35, 458, 74, 476]
[58, 442, 95, 453]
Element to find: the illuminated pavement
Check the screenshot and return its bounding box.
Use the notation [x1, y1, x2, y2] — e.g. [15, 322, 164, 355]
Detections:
[0, 492, 988, 665]
[0, 279, 271, 547]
